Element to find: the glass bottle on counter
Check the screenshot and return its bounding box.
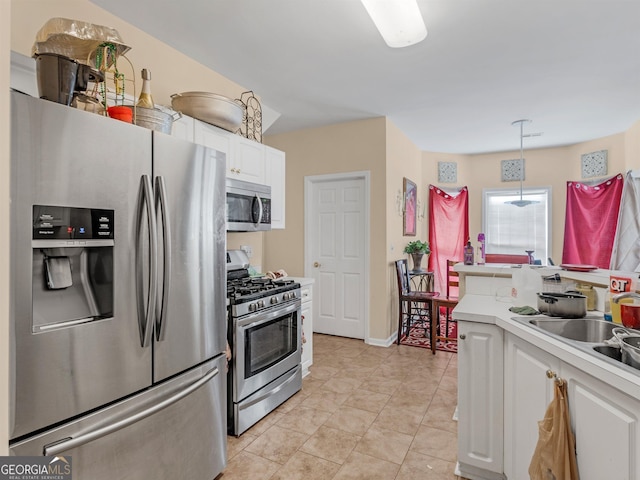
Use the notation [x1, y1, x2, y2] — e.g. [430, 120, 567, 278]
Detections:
[464, 240, 474, 265]
[136, 68, 154, 109]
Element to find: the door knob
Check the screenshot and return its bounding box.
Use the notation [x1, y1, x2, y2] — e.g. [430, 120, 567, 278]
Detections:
[459, 334, 466, 340]
[313, 262, 321, 268]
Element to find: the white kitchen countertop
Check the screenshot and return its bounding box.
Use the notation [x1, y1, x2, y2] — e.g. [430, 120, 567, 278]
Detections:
[455, 263, 640, 288]
[287, 276, 314, 287]
[454, 293, 640, 399]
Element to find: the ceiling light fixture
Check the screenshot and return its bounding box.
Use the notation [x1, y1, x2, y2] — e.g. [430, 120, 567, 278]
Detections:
[506, 119, 543, 207]
[360, 0, 427, 48]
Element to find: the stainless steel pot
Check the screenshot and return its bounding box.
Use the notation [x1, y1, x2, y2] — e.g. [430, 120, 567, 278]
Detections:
[170, 92, 243, 132]
[612, 327, 640, 369]
[536, 291, 587, 318]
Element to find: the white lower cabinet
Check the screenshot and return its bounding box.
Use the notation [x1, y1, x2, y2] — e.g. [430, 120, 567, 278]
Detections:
[300, 282, 313, 377]
[457, 321, 505, 480]
[504, 334, 560, 480]
[505, 334, 640, 480]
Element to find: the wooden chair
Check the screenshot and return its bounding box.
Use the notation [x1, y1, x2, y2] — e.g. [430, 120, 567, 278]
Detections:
[485, 253, 530, 264]
[395, 259, 439, 346]
[430, 260, 460, 353]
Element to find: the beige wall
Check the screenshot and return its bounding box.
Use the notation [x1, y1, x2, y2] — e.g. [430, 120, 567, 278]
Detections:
[454, 132, 627, 263]
[1, 0, 11, 457]
[422, 132, 634, 264]
[11, 0, 249, 109]
[264, 118, 388, 339]
[227, 232, 264, 271]
[384, 120, 424, 338]
[625, 120, 640, 168]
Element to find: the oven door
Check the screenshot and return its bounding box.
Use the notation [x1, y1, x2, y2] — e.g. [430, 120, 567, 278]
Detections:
[233, 300, 301, 401]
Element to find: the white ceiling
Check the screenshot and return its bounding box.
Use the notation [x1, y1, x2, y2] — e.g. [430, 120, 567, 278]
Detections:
[90, 0, 640, 154]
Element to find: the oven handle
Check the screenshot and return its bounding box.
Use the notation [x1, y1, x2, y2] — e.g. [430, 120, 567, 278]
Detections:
[239, 366, 301, 410]
[237, 300, 301, 329]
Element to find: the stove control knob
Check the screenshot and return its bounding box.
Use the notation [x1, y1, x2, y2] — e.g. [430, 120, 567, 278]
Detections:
[271, 296, 279, 305]
[283, 292, 290, 301]
[257, 300, 265, 308]
[249, 303, 257, 312]
[290, 291, 297, 299]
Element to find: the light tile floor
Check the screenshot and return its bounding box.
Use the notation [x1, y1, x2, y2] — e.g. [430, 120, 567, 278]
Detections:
[222, 333, 468, 480]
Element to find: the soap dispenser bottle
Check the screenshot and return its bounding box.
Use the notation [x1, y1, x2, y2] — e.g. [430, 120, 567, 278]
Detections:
[464, 240, 474, 265]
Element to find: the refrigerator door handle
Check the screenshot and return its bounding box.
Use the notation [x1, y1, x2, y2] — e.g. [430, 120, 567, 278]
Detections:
[135, 175, 158, 348]
[154, 175, 171, 341]
[43, 366, 220, 457]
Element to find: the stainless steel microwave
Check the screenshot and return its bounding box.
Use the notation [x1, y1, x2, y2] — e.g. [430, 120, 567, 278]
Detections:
[226, 178, 271, 231]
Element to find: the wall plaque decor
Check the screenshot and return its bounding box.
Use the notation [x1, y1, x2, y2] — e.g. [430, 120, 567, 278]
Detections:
[581, 150, 607, 178]
[501, 158, 525, 182]
[403, 177, 417, 236]
[438, 161, 457, 183]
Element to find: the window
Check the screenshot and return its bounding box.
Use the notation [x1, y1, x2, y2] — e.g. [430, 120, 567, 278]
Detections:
[482, 187, 551, 263]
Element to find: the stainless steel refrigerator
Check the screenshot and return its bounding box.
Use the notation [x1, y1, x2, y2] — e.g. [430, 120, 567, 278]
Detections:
[9, 90, 227, 479]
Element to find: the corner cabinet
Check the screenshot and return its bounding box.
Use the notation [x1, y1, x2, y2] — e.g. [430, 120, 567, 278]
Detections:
[172, 115, 285, 229]
[504, 333, 640, 480]
[457, 321, 505, 480]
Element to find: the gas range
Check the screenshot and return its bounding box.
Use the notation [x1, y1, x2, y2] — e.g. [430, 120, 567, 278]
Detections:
[227, 276, 301, 317]
[225, 249, 303, 436]
[226, 250, 301, 318]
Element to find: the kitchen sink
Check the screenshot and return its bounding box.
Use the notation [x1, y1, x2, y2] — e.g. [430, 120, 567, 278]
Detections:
[528, 318, 618, 343]
[593, 344, 623, 362]
[512, 315, 640, 377]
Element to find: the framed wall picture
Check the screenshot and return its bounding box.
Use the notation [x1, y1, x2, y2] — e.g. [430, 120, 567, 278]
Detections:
[403, 177, 417, 236]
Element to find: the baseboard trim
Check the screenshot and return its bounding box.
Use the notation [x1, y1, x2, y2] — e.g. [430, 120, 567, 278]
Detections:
[365, 332, 397, 348]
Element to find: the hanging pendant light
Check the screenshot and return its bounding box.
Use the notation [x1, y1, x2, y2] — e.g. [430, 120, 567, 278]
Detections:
[506, 119, 542, 207]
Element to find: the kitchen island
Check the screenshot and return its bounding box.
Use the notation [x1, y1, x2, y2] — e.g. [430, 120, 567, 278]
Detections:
[453, 264, 640, 480]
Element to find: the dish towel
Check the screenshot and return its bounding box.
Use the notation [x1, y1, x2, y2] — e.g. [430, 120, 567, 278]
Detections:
[528, 379, 580, 480]
[509, 306, 540, 315]
[610, 170, 640, 272]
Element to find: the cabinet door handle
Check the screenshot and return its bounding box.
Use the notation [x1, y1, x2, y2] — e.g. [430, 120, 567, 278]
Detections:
[459, 333, 466, 340]
[313, 262, 321, 268]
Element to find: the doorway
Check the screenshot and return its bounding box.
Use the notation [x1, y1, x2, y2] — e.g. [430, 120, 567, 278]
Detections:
[304, 172, 370, 340]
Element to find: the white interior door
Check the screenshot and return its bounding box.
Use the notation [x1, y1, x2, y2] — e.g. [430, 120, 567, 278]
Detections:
[305, 173, 369, 339]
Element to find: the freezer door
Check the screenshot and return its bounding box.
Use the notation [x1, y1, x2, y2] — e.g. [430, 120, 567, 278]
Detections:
[10, 355, 227, 480]
[10, 92, 153, 439]
[152, 132, 227, 382]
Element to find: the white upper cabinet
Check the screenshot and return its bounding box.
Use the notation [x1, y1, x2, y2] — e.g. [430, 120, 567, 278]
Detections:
[265, 146, 285, 229]
[172, 114, 286, 229]
[193, 119, 233, 158]
[233, 136, 266, 184]
[171, 115, 195, 142]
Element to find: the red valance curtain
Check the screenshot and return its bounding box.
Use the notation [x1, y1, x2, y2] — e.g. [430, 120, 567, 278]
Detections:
[562, 174, 624, 268]
[428, 185, 469, 294]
